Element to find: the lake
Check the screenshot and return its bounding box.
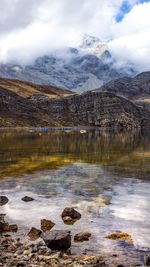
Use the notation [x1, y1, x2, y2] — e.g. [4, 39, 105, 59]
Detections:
[0, 128, 150, 264]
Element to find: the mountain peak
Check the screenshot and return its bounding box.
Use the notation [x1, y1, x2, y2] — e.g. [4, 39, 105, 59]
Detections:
[80, 34, 108, 57]
[81, 34, 101, 48]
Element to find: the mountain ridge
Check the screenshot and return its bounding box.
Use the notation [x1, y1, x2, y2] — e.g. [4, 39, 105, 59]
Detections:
[0, 77, 150, 130]
[95, 71, 150, 101]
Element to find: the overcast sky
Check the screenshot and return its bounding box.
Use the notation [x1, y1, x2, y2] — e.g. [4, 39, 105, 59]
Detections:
[0, 0, 150, 71]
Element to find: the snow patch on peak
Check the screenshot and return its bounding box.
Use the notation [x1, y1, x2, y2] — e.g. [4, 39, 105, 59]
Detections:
[80, 34, 108, 57]
[81, 34, 101, 48]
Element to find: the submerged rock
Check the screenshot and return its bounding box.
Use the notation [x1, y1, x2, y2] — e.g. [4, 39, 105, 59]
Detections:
[0, 196, 9, 206]
[22, 196, 34, 202]
[28, 227, 42, 240]
[42, 230, 71, 251]
[41, 219, 55, 232]
[7, 224, 18, 232]
[61, 207, 81, 225]
[105, 232, 133, 244]
[75, 255, 105, 265]
[74, 232, 91, 242]
[0, 214, 6, 222]
[0, 221, 18, 233]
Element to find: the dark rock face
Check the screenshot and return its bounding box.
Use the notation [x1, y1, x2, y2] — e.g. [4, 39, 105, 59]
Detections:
[0, 87, 58, 127]
[22, 196, 34, 202]
[0, 196, 8, 206]
[61, 207, 81, 225]
[97, 71, 150, 100]
[42, 230, 71, 251]
[1, 79, 150, 129]
[35, 91, 150, 129]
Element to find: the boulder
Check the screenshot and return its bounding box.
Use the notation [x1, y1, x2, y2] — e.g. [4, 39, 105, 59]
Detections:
[42, 230, 71, 251]
[22, 196, 34, 202]
[144, 253, 150, 266]
[74, 232, 91, 242]
[0, 196, 8, 206]
[61, 207, 81, 225]
[28, 227, 42, 240]
[41, 219, 55, 232]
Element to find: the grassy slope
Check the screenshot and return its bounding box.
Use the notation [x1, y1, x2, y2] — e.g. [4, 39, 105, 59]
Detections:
[0, 77, 73, 127]
[0, 77, 73, 99]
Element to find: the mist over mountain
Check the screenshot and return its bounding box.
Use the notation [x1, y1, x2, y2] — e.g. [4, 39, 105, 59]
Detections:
[0, 1, 150, 72]
[0, 34, 136, 93]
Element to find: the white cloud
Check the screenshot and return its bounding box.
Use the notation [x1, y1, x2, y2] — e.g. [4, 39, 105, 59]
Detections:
[0, 0, 149, 71]
[109, 2, 150, 71]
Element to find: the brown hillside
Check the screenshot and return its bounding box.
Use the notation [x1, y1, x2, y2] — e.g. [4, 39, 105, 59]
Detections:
[0, 78, 73, 99]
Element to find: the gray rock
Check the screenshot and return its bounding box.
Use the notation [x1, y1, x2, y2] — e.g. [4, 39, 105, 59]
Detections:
[22, 196, 34, 202]
[0, 196, 8, 206]
[42, 230, 71, 251]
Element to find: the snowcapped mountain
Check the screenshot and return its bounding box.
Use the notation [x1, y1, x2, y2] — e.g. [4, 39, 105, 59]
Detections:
[0, 34, 136, 93]
[80, 34, 109, 57]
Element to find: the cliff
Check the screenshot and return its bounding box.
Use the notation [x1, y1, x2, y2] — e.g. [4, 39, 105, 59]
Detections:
[1, 78, 150, 129]
[30, 91, 150, 129]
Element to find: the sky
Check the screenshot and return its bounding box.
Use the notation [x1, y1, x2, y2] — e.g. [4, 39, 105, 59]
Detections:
[0, 0, 150, 71]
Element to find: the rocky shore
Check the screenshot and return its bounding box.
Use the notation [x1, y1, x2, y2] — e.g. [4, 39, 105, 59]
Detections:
[0, 195, 150, 267]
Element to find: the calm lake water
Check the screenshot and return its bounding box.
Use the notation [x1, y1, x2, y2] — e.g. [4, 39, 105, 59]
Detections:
[0, 128, 150, 262]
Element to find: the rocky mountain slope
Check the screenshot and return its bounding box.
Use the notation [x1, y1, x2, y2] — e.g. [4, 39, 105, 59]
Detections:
[0, 35, 135, 93]
[0, 78, 72, 127]
[30, 91, 150, 129]
[0, 78, 150, 129]
[96, 71, 150, 101]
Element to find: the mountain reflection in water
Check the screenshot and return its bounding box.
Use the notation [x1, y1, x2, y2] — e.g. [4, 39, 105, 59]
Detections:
[0, 129, 150, 258]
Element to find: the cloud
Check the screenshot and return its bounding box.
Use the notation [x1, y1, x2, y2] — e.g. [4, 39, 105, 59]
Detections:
[0, 0, 149, 71]
[0, 0, 118, 63]
[0, 0, 41, 34]
[109, 2, 150, 71]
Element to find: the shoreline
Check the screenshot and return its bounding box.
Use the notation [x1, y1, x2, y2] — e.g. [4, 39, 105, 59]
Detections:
[0, 206, 149, 267]
[0, 227, 147, 267]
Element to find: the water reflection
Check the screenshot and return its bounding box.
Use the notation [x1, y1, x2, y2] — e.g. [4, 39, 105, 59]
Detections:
[0, 129, 150, 258]
[0, 129, 150, 179]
